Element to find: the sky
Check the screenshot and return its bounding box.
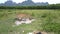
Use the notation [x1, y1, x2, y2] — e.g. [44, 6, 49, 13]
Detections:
[0, 0, 60, 4]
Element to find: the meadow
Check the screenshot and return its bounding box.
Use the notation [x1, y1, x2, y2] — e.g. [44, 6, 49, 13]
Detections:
[0, 9, 60, 34]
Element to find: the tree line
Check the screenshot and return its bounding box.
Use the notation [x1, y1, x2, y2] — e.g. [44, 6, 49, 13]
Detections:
[0, 4, 60, 9]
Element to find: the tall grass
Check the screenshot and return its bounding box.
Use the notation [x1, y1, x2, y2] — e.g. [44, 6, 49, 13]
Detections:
[0, 9, 60, 34]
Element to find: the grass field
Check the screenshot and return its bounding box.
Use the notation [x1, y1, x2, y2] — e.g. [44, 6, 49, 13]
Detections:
[0, 9, 60, 34]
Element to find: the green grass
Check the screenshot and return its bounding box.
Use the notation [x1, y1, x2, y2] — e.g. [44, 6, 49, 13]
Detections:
[0, 9, 60, 34]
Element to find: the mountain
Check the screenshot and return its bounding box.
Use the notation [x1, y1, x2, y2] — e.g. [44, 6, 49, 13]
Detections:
[0, 0, 48, 6]
[18, 0, 36, 6]
[36, 2, 48, 6]
[4, 0, 17, 6]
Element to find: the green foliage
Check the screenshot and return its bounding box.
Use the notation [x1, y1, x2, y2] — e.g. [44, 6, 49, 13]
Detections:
[0, 4, 60, 9]
[0, 9, 60, 34]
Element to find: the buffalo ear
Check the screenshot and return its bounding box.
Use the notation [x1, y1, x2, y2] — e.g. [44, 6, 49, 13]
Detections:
[36, 32, 42, 34]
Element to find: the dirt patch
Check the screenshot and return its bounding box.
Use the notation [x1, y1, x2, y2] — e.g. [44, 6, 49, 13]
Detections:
[15, 19, 35, 26]
[14, 13, 35, 26]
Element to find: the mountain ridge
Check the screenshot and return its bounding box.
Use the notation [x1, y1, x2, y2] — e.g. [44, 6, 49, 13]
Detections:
[0, 0, 48, 6]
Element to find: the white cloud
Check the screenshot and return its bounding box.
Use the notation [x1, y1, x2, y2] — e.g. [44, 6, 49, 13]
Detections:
[0, 0, 60, 4]
[32, 0, 60, 4]
[13, 0, 25, 3]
